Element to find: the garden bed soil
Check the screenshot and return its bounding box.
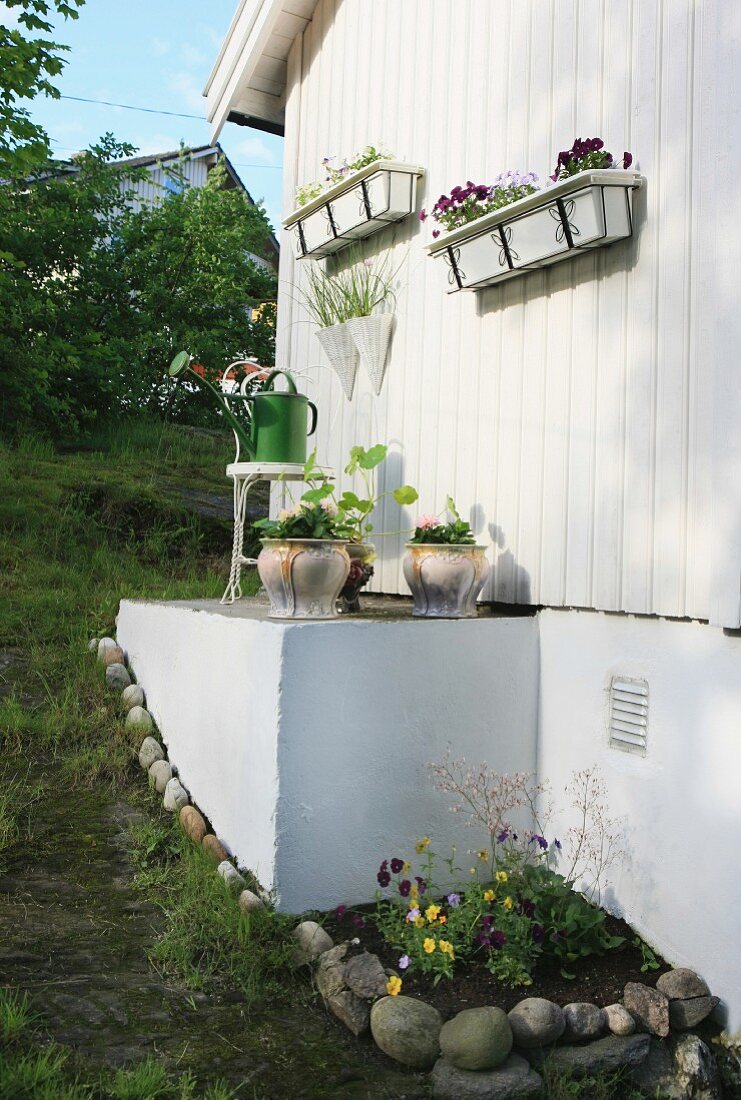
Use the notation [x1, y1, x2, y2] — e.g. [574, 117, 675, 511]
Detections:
[328, 909, 671, 1020]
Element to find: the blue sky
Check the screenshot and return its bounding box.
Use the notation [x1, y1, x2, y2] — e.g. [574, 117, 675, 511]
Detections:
[2, 0, 285, 230]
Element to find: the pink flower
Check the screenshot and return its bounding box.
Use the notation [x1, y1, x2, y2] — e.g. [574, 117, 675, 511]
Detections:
[415, 514, 440, 530]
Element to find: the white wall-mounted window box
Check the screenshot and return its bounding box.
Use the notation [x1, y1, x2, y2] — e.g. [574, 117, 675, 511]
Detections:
[427, 170, 644, 291]
[284, 160, 425, 260]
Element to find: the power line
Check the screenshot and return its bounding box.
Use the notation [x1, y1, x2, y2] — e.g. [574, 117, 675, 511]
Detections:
[50, 141, 282, 169]
[60, 93, 205, 120]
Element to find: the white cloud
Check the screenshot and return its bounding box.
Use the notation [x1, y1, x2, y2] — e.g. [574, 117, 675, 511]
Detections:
[150, 37, 170, 58]
[233, 135, 279, 165]
[169, 71, 206, 114]
[0, 3, 19, 28]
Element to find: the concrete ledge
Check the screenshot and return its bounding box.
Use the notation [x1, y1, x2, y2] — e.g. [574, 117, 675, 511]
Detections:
[117, 598, 539, 911]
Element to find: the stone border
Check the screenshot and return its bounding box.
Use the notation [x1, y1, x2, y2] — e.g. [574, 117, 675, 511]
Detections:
[91, 634, 739, 1099]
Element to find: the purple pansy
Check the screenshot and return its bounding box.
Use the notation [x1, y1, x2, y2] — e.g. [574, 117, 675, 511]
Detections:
[390, 857, 405, 874]
[447, 893, 461, 908]
[398, 879, 412, 897]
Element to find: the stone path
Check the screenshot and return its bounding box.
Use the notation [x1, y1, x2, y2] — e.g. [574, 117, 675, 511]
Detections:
[0, 766, 427, 1098]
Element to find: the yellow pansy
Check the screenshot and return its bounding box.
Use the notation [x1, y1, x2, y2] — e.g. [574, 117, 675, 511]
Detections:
[415, 837, 431, 854]
[502, 895, 514, 910]
[410, 882, 419, 900]
[439, 940, 455, 957]
[469, 867, 476, 875]
[402, 861, 411, 873]
[495, 870, 509, 884]
[477, 849, 489, 862]
[414, 915, 425, 928]
[483, 889, 495, 903]
[423, 938, 436, 954]
[386, 975, 402, 996]
[438, 915, 447, 924]
[425, 904, 441, 922]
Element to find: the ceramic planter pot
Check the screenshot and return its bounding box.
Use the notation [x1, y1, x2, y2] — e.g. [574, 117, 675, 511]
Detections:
[403, 543, 490, 618]
[338, 542, 375, 613]
[258, 539, 350, 619]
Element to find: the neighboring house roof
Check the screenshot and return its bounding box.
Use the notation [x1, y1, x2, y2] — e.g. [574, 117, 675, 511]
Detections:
[205, 0, 319, 139]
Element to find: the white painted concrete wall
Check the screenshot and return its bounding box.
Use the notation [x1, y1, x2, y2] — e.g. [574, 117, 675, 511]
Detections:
[273, 0, 741, 627]
[538, 609, 741, 1034]
[116, 600, 539, 910]
[116, 600, 284, 892]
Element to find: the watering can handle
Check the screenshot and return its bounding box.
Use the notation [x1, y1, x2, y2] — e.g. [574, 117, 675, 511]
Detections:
[307, 400, 317, 437]
[259, 369, 298, 394]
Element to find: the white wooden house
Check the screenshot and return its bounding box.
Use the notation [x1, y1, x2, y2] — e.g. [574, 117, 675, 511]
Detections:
[118, 0, 741, 1033]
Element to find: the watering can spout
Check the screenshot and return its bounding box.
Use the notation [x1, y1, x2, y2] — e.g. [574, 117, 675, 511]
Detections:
[168, 351, 256, 459]
[168, 353, 318, 465]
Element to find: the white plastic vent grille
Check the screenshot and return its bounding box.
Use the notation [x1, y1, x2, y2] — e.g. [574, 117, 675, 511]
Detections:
[609, 677, 648, 753]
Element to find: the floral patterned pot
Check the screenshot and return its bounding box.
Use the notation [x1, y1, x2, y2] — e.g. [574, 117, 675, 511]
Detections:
[402, 543, 490, 618]
[258, 539, 350, 619]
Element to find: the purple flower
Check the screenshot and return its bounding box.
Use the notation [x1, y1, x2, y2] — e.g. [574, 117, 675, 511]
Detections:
[590, 138, 604, 151]
[419, 209, 427, 222]
[398, 879, 411, 897]
[532, 923, 545, 943]
[490, 930, 506, 949]
[520, 899, 535, 919]
[377, 869, 391, 888]
[352, 914, 367, 929]
[481, 915, 493, 928]
[390, 857, 405, 874]
[530, 835, 548, 850]
[432, 229, 440, 238]
[554, 838, 562, 850]
[623, 151, 633, 169]
[415, 876, 427, 896]
[335, 904, 347, 921]
[497, 831, 509, 844]
[406, 907, 420, 923]
[446, 893, 461, 908]
[398, 954, 411, 970]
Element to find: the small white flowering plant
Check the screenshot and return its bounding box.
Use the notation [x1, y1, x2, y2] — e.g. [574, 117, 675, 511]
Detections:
[295, 144, 393, 207]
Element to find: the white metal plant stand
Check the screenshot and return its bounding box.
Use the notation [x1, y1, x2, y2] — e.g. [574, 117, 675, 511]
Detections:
[221, 462, 308, 604]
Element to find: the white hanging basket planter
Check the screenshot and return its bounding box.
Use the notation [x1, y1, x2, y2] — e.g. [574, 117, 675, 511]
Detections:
[285, 160, 425, 261]
[427, 169, 645, 292]
[315, 322, 359, 401]
[347, 314, 394, 396]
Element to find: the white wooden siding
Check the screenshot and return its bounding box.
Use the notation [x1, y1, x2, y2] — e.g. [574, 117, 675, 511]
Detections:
[121, 156, 210, 214]
[276, 0, 740, 625]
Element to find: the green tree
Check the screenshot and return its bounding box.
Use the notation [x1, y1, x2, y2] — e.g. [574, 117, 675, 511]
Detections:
[0, 0, 84, 179]
[0, 143, 278, 438]
[111, 159, 278, 423]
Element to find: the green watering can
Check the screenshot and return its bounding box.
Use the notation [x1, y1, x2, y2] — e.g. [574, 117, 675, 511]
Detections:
[168, 352, 317, 464]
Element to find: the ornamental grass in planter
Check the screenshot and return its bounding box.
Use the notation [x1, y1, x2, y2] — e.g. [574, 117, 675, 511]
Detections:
[301, 252, 399, 399]
[403, 498, 490, 618]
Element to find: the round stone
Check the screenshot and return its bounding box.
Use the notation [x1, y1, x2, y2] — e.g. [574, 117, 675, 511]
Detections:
[102, 644, 126, 667]
[97, 637, 117, 661]
[563, 1002, 604, 1041]
[238, 889, 265, 914]
[370, 995, 442, 1069]
[148, 759, 172, 794]
[180, 805, 207, 844]
[122, 684, 145, 712]
[138, 736, 164, 770]
[163, 777, 189, 811]
[508, 998, 565, 1048]
[669, 996, 715, 1029]
[440, 1006, 513, 1071]
[105, 663, 131, 690]
[217, 861, 247, 893]
[656, 968, 710, 1001]
[292, 921, 334, 965]
[602, 1004, 636, 1036]
[202, 834, 229, 864]
[125, 706, 153, 732]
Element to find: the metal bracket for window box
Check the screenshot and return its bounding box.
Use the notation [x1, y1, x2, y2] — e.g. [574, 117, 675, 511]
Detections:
[284, 160, 425, 261]
[427, 170, 644, 292]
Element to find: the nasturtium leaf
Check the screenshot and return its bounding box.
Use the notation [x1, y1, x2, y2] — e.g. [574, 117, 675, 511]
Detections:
[393, 485, 419, 505]
[357, 444, 387, 469]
